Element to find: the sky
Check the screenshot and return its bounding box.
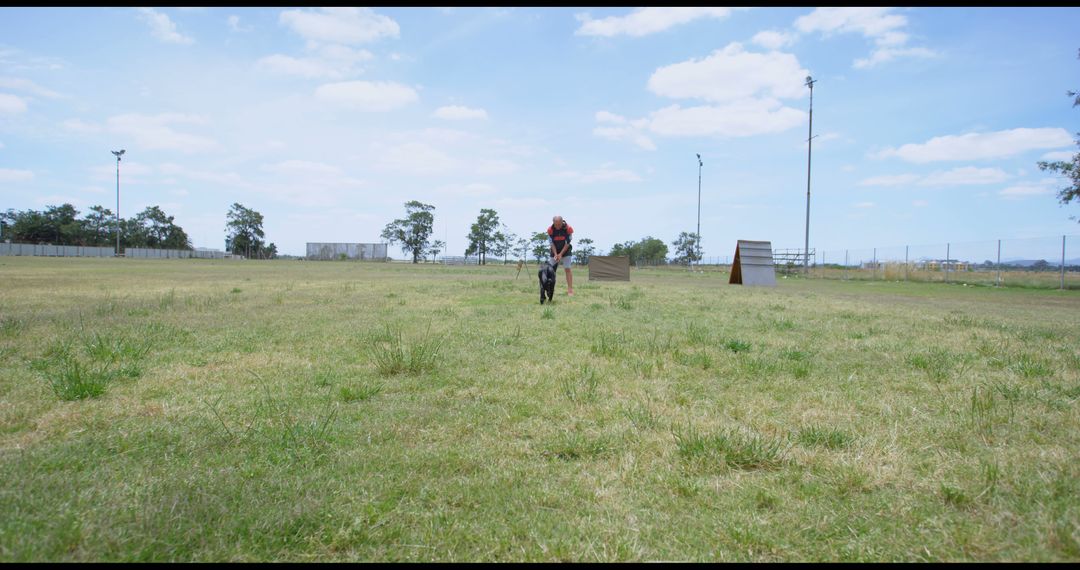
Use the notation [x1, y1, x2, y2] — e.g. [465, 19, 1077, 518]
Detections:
[1, 7, 1079, 260]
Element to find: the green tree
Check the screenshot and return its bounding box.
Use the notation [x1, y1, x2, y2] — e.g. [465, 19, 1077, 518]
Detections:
[1, 208, 52, 243]
[637, 236, 668, 264]
[1038, 49, 1080, 222]
[465, 208, 500, 265]
[672, 231, 701, 265]
[380, 200, 435, 264]
[576, 237, 596, 265]
[516, 237, 530, 261]
[225, 202, 267, 259]
[493, 227, 516, 264]
[2, 204, 83, 245]
[609, 240, 636, 260]
[131, 206, 191, 249]
[44, 204, 80, 245]
[429, 239, 445, 263]
[137, 206, 192, 248]
[530, 232, 549, 262]
[609, 236, 668, 265]
[81, 205, 115, 247]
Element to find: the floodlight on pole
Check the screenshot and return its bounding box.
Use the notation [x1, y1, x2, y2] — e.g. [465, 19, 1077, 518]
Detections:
[696, 153, 703, 271]
[803, 75, 816, 274]
[112, 149, 125, 256]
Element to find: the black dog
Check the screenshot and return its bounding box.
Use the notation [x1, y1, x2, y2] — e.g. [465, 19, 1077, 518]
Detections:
[538, 257, 559, 304]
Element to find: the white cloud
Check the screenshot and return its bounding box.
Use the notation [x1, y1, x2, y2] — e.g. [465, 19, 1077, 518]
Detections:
[647, 100, 805, 138]
[795, 7, 906, 39]
[433, 105, 488, 120]
[0, 77, 62, 99]
[367, 128, 525, 178]
[999, 179, 1059, 199]
[257, 44, 373, 80]
[859, 167, 1010, 188]
[574, 7, 740, 37]
[592, 43, 811, 145]
[136, 8, 194, 44]
[279, 7, 399, 45]
[0, 167, 33, 182]
[648, 43, 808, 103]
[854, 46, 936, 69]
[255, 160, 365, 206]
[592, 112, 656, 150]
[316, 44, 374, 63]
[373, 142, 459, 174]
[257, 55, 350, 80]
[592, 125, 657, 151]
[751, 30, 796, 50]
[1041, 150, 1076, 162]
[912, 200, 929, 207]
[875, 128, 1074, 163]
[106, 113, 219, 153]
[314, 80, 418, 111]
[794, 8, 935, 69]
[919, 167, 1009, 186]
[264, 159, 344, 177]
[0, 47, 65, 72]
[0, 93, 27, 114]
[89, 161, 155, 185]
[854, 201, 875, 208]
[227, 15, 252, 33]
[595, 111, 628, 124]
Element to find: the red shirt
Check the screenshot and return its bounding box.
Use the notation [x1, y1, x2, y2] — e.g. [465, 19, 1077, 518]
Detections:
[547, 223, 573, 254]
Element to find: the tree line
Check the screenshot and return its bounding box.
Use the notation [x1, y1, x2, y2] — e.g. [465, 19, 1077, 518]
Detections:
[380, 200, 704, 265]
[0, 203, 191, 250]
[1, 201, 277, 259]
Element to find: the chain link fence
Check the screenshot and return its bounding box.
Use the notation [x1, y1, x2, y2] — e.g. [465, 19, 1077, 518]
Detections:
[808, 234, 1079, 289]
[595, 234, 1080, 290]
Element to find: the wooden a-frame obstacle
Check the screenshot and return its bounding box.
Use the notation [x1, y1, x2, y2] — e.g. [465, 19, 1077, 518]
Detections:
[729, 240, 776, 286]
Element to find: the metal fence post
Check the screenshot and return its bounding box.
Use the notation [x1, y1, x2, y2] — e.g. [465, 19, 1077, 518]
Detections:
[845, 249, 849, 281]
[873, 247, 877, 280]
[1062, 235, 1067, 290]
[905, 245, 909, 281]
[946, 243, 950, 283]
[996, 239, 1001, 287]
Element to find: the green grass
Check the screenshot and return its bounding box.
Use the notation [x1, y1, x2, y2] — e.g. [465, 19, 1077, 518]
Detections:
[0, 256, 1078, 561]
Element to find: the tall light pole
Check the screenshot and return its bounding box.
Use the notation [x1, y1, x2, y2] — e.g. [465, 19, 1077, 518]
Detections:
[111, 149, 125, 256]
[696, 153, 703, 271]
[804, 76, 816, 274]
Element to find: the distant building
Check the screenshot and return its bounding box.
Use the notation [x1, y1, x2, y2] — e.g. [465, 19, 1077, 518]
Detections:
[919, 259, 969, 271]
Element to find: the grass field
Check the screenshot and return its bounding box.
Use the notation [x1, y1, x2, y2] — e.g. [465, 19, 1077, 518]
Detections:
[1, 257, 1078, 561]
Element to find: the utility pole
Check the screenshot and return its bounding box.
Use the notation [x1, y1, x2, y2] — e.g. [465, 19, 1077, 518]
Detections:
[804, 76, 816, 274]
[111, 149, 125, 256]
[696, 153, 703, 271]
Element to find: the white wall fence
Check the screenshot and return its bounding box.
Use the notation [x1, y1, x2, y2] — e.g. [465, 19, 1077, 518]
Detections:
[0, 243, 114, 257]
[125, 247, 225, 259]
[440, 256, 481, 265]
[0, 243, 226, 259]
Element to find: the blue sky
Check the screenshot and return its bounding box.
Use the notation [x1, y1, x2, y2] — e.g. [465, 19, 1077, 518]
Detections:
[1, 7, 1079, 259]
